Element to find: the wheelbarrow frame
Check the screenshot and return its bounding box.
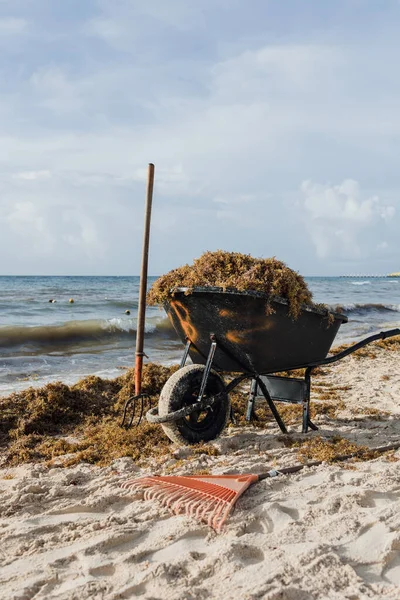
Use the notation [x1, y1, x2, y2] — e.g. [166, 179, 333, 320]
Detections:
[146, 327, 400, 436]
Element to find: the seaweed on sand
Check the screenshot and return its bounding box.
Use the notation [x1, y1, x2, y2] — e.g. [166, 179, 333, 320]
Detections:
[0, 364, 178, 467]
[291, 435, 379, 463]
[1, 336, 396, 467]
[147, 250, 317, 319]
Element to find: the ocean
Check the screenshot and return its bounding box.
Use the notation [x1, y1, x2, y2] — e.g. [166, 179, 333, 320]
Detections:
[0, 275, 399, 396]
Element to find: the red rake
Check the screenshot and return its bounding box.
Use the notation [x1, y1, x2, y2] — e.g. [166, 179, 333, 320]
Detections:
[121, 474, 259, 532]
[121, 441, 400, 531]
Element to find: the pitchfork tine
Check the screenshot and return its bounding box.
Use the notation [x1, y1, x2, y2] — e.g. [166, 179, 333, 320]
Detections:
[136, 395, 145, 427]
[127, 397, 137, 428]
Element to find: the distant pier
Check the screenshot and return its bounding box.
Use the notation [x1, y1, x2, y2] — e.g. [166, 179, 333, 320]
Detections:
[339, 273, 400, 278]
[340, 274, 384, 278]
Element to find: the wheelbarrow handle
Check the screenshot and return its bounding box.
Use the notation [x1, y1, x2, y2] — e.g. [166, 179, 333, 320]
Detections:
[314, 328, 400, 367]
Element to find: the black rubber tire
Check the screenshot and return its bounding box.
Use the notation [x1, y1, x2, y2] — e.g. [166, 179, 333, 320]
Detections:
[158, 364, 230, 445]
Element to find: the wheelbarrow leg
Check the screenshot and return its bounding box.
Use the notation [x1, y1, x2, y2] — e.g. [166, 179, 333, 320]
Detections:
[302, 367, 318, 433]
[246, 379, 258, 422]
[179, 339, 192, 369]
[196, 338, 217, 403]
[256, 376, 288, 434]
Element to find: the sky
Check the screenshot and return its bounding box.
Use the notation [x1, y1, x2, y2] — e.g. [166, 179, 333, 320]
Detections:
[0, 0, 399, 276]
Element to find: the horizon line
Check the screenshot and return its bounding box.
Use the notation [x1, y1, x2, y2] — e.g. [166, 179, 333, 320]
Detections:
[0, 273, 397, 278]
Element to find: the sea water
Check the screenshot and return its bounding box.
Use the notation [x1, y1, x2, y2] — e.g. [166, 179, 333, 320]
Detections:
[0, 276, 399, 396]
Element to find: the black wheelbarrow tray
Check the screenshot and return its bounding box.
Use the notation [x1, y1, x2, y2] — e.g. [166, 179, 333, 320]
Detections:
[146, 287, 400, 445]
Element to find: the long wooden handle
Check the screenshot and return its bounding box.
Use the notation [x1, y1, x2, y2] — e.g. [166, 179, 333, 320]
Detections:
[258, 440, 400, 481]
[135, 163, 155, 396]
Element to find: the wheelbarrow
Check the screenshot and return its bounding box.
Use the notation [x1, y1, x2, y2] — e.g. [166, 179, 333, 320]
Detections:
[146, 287, 400, 445]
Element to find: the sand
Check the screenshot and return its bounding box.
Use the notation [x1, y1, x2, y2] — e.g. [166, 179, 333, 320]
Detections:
[1, 345, 400, 600]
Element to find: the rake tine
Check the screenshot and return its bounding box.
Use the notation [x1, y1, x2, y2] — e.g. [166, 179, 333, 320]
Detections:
[149, 482, 181, 503]
[215, 501, 232, 532]
[198, 497, 218, 521]
[184, 497, 205, 518]
[172, 489, 201, 514]
[140, 479, 155, 491]
[171, 493, 191, 514]
[214, 500, 232, 531]
[208, 499, 224, 529]
[161, 487, 186, 507]
[198, 494, 218, 518]
[189, 495, 211, 517]
[121, 478, 150, 493]
[165, 487, 202, 517]
[196, 497, 212, 518]
[144, 484, 167, 502]
[180, 488, 202, 505]
[186, 497, 204, 517]
[128, 477, 156, 490]
[217, 504, 235, 531]
[168, 488, 196, 510]
[184, 493, 212, 519]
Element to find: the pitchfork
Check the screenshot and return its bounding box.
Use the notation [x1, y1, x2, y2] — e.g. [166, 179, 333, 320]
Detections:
[121, 163, 154, 428]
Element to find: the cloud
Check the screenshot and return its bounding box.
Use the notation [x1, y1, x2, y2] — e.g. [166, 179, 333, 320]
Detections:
[61, 209, 105, 260]
[0, 17, 26, 35]
[377, 241, 389, 251]
[13, 170, 52, 181]
[213, 194, 254, 205]
[1, 2, 400, 274]
[5, 201, 54, 255]
[30, 67, 84, 116]
[300, 179, 396, 259]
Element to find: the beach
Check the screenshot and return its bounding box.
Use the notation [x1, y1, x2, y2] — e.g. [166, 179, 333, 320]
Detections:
[1, 339, 400, 599]
[2, 0, 400, 597]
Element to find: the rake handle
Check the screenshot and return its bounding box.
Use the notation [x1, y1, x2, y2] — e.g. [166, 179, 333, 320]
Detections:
[135, 163, 155, 396]
[257, 440, 400, 480]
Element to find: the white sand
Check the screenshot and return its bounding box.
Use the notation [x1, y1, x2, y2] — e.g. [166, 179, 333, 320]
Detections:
[1, 346, 400, 600]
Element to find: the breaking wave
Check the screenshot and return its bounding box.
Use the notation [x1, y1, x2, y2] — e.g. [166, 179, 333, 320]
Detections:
[330, 303, 400, 316]
[0, 317, 175, 350]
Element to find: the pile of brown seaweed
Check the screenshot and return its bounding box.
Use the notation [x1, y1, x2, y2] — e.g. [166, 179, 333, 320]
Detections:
[0, 364, 269, 467]
[147, 250, 315, 318]
[292, 435, 380, 463]
[0, 364, 178, 467]
[0, 363, 300, 467]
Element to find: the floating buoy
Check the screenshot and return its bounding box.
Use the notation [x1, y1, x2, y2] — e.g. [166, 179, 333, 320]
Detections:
[49, 299, 56, 303]
[69, 298, 74, 303]
[125, 310, 131, 315]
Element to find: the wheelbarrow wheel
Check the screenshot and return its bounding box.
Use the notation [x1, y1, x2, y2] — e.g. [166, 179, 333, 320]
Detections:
[158, 364, 230, 445]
